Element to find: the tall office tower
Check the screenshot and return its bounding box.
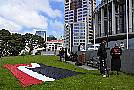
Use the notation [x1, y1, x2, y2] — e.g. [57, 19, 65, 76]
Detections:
[35, 30, 47, 42]
[64, 0, 96, 51]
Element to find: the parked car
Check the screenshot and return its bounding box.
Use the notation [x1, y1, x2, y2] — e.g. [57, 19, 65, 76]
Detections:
[87, 44, 100, 51]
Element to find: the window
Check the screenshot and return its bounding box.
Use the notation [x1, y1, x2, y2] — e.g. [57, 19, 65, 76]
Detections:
[83, 15, 87, 17]
[78, 18, 82, 21]
[74, 40, 79, 42]
[78, 9, 82, 11]
[83, 8, 87, 10]
[74, 30, 79, 32]
[80, 37, 85, 39]
[65, 18, 68, 20]
[78, 15, 82, 18]
[80, 30, 85, 32]
[74, 37, 79, 39]
[69, 14, 73, 16]
[78, 12, 82, 14]
[83, 2, 86, 4]
[69, 17, 73, 19]
[74, 33, 79, 36]
[83, 11, 87, 14]
[80, 33, 84, 35]
[74, 43, 78, 45]
[83, 5, 87, 7]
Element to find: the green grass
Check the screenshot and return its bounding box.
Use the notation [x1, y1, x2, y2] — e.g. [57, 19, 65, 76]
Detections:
[0, 55, 134, 90]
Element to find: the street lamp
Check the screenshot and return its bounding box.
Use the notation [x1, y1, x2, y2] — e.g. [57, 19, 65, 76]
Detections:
[106, 0, 109, 48]
[126, 0, 129, 49]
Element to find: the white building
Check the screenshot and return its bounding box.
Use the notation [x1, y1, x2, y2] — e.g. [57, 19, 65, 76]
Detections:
[46, 40, 64, 51]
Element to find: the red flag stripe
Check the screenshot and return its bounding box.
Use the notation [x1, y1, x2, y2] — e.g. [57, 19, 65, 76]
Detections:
[4, 64, 43, 87]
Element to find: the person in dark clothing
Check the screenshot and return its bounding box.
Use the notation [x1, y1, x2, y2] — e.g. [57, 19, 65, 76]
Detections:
[70, 52, 74, 61]
[64, 48, 68, 62]
[97, 40, 108, 77]
[110, 43, 122, 75]
[78, 45, 80, 51]
[73, 52, 78, 62]
[59, 48, 61, 56]
[60, 47, 65, 61]
[0, 48, 2, 58]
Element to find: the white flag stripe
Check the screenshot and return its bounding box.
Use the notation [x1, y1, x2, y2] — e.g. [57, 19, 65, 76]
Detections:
[17, 66, 55, 82]
[27, 63, 41, 68]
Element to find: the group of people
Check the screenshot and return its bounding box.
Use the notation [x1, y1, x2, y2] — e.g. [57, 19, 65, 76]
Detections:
[59, 47, 78, 62]
[97, 40, 122, 77]
[59, 40, 123, 77]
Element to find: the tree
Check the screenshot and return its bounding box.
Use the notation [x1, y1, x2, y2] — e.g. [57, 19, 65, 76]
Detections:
[0, 29, 45, 56]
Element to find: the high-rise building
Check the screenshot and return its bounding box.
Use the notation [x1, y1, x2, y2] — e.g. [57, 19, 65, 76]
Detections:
[35, 30, 47, 42]
[64, 0, 96, 51]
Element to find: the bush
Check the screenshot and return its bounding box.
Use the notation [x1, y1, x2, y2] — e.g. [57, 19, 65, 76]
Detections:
[35, 51, 41, 55]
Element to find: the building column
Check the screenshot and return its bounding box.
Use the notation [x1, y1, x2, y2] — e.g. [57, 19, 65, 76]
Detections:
[69, 24, 72, 52]
[85, 17, 87, 50]
[112, 1, 116, 35]
[132, 0, 134, 32]
[129, 0, 133, 32]
[95, 13, 98, 37]
[101, 8, 104, 36]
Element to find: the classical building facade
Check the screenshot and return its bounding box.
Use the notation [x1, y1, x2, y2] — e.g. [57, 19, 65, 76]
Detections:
[64, 0, 96, 51]
[94, 0, 134, 49]
[46, 40, 64, 51]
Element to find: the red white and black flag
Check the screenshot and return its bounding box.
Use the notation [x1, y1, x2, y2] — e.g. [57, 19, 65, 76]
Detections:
[4, 63, 82, 87]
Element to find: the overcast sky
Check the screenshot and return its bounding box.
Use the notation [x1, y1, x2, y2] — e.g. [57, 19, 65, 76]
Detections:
[0, 0, 101, 37]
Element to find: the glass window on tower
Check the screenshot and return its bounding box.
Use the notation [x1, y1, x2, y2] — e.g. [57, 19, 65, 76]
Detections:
[83, 5, 87, 7]
[83, 2, 87, 4]
[83, 11, 87, 14]
[83, 8, 87, 10]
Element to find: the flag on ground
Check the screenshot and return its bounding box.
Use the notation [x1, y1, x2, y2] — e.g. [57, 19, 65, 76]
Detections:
[4, 63, 83, 87]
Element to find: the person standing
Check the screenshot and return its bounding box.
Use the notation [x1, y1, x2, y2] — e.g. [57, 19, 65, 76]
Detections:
[64, 48, 68, 62]
[0, 48, 2, 58]
[73, 52, 78, 62]
[120, 42, 125, 50]
[97, 40, 108, 77]
[70, 52, 74, 61]
[110, 43, 122, 75]
[60, 47, 64, 61]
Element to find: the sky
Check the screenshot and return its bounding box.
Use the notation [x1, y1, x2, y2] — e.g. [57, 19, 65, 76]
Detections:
[0, 0, 101, 38]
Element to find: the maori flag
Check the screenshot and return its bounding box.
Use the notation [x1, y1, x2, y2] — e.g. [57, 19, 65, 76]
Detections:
[4, 63, 82, 87]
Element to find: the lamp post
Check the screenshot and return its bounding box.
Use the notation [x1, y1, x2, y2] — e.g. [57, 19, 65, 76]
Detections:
[126, 0, 129, 49]
[106, 0, 109, 48]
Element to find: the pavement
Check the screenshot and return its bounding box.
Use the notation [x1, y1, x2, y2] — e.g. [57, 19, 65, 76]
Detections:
[66, 61, 97, 70]
[41, 51, 55, 56]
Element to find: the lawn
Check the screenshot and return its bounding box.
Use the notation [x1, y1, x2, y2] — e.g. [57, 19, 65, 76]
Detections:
[0, 55, 134, 90]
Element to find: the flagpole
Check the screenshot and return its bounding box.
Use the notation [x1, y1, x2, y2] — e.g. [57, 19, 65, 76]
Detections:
[126, 0, 128, 49]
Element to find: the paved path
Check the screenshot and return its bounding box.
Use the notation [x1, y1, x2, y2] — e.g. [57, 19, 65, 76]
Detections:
[41, 51, 55, 56]
[66, 61, 97, 70]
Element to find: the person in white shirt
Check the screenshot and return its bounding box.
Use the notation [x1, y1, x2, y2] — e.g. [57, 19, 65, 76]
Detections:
[120, 42, 125, 50]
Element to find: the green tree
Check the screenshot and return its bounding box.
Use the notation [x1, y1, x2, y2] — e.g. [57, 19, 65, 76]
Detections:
[0, 29, 45, 56]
